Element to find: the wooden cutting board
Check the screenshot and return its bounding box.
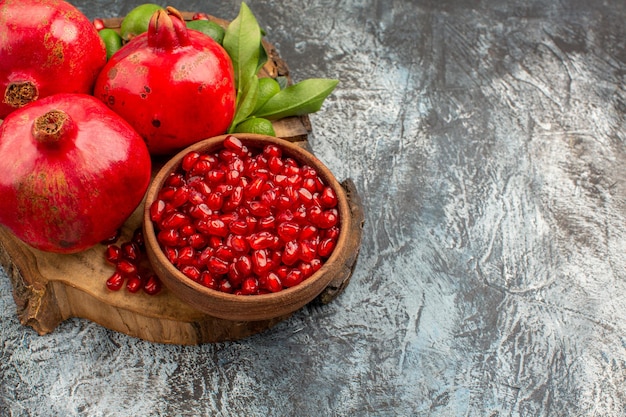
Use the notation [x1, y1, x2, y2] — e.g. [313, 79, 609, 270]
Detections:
[0, 13, 364, 345]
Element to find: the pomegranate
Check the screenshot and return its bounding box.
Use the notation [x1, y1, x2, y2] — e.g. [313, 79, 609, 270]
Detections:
[0, 0, 107, 119]
[0, 93, 152, 254]
[149, 136, 341, 295]
[94, 6, 236, 155]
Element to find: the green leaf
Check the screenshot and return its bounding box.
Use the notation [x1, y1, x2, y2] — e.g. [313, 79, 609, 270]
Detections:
[275, 76, 289, 90]
[223, 3, 262, 94]
[256, 43, 268, 75]
[228, 75, 259, 133]
[253, 78, 339, 120]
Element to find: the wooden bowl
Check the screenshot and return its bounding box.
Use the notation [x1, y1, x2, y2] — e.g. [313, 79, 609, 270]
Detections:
[143, 133, 354, 322]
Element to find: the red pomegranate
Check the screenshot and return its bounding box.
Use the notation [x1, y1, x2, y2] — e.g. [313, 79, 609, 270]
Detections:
[94, 6, 236, 155]
[0, 93, 152, 254]
[0, 0, 107, 119]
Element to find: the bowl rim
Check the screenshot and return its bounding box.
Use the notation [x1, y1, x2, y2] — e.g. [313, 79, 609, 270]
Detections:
[143, 133, 352, 318]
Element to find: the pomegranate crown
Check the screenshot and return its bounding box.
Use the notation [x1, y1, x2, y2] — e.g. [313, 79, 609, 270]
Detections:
[147, 6, 191, 50]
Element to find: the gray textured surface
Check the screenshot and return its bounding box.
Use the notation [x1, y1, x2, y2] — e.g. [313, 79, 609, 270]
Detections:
[2, 0, 626, 415]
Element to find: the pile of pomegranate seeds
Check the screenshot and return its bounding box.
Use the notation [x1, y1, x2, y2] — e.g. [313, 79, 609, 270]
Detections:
[103, 228, 162, 295]
[150, 135, 340, 295]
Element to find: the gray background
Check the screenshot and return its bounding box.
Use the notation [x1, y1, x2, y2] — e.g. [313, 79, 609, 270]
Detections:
[2, 0, 626, 416]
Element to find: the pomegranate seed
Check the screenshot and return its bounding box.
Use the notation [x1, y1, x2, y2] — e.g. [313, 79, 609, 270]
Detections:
[192, 12, 209, 20]
[215, 245, 236, 262]
[318, 237, 337, 258]
[268, 156, 284, 174]
[245, 177, 265, 198]
[311, 258, 323, 273]
[208, 235, 223, 248]
[248, 200, 271, 217]
[229, 234, 249, 252]
[298, 261, 314, 278]
[320, 187, 338, 208]
[207, 219, 228, 237]
[93, 18, 105, 31]
[325, 226, 341, 240]
[158, 229, 180, 247]
[207, 192, 224, 211]
[116, 260, 137, 277]
[223, 135, 244, 153]
[182, 151, 201, 171]
[228, 219, 249, 235]
[277, 209, 294, 223]
[252, 249, 271, 275]
[258, 216, 276, 230]
[208, 256, 229, 275]
[180, 224, 196, 237]
[160, 211, 190, 230]
[245, 215, 259, 232]
[241, 277, 259, 295]
[300, 225, 318, 241]
[262, 272, 283, 293]
[282, 269, 303, 287]
[158, 186, 176, 201]
[188, 190, 206, 205]
[164, 246, 179, 264]
[166, 172, 185, 187]
[190, 159, 213, 176]
[274, 174, 288, 187]
[277, 222, 300, 241]
[247, 231, 278, 250]
[228, 263, 245, 287]
[106, 272, 124, 291]
[126, 275, 143, 293]
[150, 199, 167, 222]
[318, 209, 339, 229]
[170, 186, 190, 208]
[188, 233, 208, 249]
[189, 203, 212, 220]
[198, 247, 214, 265]
[105, 244, 121, 264]
[261, 188, 279, 207]
[302, 178, 318, 193]
[282, 241, 300, 266]
[177, 246, 196, 266]
[287, 174, 303, 188]
[200, 271, 219, 290]
[263, 144, 282, 158]
[236, 255, 253, 277]
[276, 265, 290, 280]
[299, 240, 318, 263]
[132, 228, 145, 249]
[181, 265, 201, 281]
[223, 186, 243, 211]
[298, 187, 315, 205]
[207, 169, 226, 183]
[226, 169, 241, 185]
[143, 275, 162, 295]
[219, 279, 234, 293]
[220, 212, 239, 223]
[122, 242, 140, 262]
[308, 206, 323, 226]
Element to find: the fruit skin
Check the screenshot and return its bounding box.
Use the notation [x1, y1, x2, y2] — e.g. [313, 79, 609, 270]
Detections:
[94, 7, 236, 156]
[0, 93, 152, 254]
[0, 0, 107, 118]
